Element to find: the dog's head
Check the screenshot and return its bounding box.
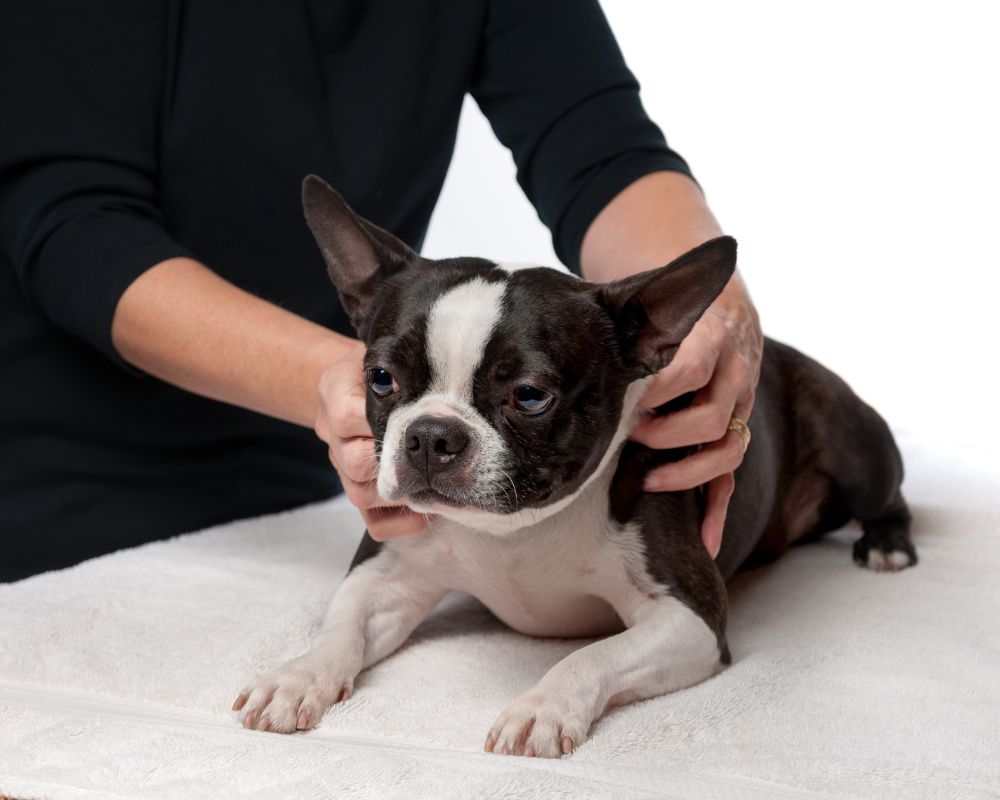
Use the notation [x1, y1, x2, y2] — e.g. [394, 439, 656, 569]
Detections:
[303, 175, 736, 532]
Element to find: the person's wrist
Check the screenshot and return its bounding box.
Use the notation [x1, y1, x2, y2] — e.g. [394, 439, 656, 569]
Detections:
[310, 329, 360, 367]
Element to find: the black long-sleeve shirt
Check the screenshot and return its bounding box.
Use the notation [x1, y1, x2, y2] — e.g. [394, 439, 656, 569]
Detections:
[0, 0, 692, 580]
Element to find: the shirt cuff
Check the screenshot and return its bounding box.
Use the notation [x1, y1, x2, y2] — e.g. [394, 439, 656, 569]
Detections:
[33, 211, 195, 371]
[554, 151, 696, 275]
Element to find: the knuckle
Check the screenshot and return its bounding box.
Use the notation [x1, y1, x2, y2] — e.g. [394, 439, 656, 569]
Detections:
[730, 356, 751, 390]
[669, 350, 695, 378]
[343, 439, 374, 478]
[329, 401, 354, 433]
[709, 316, 729, 350]
[687, 356, 713, 389]
[705, 406, 731, 440]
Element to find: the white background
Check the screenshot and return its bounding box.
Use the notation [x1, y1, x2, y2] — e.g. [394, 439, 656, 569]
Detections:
[424, 1, 999, 453]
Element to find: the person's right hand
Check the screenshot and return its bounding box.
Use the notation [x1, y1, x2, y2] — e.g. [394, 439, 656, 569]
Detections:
[315, 341, 429, 540]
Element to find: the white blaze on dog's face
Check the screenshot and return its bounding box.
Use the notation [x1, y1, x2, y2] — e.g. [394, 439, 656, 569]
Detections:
[301, 176, 737, 533]
[374, 276, 509, 507]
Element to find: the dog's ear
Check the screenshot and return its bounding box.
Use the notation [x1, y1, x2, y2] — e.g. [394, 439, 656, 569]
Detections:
[596, 236, 737, 375]
[302, 175, 418, 334]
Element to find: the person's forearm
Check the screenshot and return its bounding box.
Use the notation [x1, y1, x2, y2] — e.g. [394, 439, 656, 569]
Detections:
[579, 170, 726, 278]
[112, 257, 355, 428]
[580, 170, 753, 311]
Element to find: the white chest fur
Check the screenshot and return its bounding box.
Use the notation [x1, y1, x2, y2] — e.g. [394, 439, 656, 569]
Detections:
[386, 467, 663, 639]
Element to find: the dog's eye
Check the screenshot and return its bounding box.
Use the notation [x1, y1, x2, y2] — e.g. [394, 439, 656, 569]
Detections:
[510, 385, 554, 416]
[367, 368, 397, 397]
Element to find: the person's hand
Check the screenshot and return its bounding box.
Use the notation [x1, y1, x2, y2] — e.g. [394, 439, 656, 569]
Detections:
[315, 340, 428, 540]
[629, 275, 762, 558]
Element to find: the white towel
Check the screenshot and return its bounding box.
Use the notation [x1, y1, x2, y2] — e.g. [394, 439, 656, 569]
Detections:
[1, 432, 998, 800]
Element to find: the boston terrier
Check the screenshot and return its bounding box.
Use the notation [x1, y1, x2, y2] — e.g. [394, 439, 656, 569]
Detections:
[233, 176, 917, 757]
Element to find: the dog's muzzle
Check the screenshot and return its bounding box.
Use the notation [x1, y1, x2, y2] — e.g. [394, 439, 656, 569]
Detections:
[396, 414, 479, 505]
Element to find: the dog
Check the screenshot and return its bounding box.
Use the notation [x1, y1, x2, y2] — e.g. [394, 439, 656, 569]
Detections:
[233, 175, 916, 757]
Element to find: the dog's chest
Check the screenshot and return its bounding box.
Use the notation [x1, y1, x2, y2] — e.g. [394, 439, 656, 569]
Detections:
[396, 508, 659, 638]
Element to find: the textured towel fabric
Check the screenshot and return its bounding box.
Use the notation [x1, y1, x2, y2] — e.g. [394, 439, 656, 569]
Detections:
[1, 433, 998, 800]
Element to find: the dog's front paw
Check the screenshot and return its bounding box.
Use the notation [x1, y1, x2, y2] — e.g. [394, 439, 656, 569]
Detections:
[485, 690, 592, 758]
[233, 656, 354, 733]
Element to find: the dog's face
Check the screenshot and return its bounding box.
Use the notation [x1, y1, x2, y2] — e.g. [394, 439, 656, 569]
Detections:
[303, 176, 736, 532]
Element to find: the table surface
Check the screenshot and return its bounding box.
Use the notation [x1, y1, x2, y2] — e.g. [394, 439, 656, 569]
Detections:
[1, 432, 998, 800]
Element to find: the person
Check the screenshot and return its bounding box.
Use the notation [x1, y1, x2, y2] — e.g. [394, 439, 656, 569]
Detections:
[0, 0, 762, 582]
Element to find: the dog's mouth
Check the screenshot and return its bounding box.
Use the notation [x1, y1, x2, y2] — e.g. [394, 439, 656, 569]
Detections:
[406, 487, 464, 508]
[389, 449, 521, 516]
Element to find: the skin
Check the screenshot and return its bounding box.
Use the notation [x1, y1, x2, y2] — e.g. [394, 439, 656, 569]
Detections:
[112, 171, 762, 552]
[580, 171, 763, 556]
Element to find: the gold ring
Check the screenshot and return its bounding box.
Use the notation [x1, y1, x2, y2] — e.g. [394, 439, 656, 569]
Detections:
[728, 417, 751, 453]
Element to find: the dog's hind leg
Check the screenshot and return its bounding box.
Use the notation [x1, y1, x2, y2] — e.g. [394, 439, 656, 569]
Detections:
[826, 400, 916, 572]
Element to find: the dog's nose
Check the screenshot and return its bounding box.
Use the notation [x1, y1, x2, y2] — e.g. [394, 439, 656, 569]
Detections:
[405, 416, 469, 472]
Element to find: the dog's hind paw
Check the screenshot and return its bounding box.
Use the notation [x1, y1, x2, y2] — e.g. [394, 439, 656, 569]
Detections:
[853, 536, 917, 572]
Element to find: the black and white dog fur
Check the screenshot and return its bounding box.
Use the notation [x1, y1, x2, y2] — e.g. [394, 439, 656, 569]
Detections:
[234, 176, 916, 757]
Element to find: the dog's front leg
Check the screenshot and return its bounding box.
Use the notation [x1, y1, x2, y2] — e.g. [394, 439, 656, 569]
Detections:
[485, 594, 724, 757]
[234, 547, 445, 733]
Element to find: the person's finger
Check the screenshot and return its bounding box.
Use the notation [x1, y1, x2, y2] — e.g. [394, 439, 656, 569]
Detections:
[323, 392, 369, 440]
[643, 430, 745, 492]
[638, 345, 715, 409]
[631, 367, 738, 449]
[340, 472, 410, 510]
[638, 313, 727, 409]
[700, 472, 735, 559]
[631, 397, 733, 450]
[341, 475, 379, 509]
[732, 385, 755, 428]
[363, 507, 429, 540]
[337, 437, 379, 484]
[340, 476, 384, 509]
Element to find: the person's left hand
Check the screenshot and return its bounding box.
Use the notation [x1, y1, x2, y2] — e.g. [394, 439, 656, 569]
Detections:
[628, 274, 763, 559]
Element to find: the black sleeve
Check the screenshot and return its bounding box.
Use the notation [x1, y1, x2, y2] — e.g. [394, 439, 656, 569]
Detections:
[470, 0, 693, 273]
[0, 1, 193, 368]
